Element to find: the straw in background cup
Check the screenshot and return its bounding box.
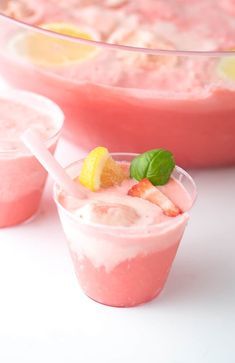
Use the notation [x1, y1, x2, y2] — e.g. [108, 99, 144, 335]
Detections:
[21, 129, 86, 199]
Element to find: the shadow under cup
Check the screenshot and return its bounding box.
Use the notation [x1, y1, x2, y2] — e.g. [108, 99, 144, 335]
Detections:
[0, 90, 64, 228]
[54, 153, 197, 307]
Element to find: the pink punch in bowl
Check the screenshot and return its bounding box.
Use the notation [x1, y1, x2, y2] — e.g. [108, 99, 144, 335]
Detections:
[0, 1, 235, 167]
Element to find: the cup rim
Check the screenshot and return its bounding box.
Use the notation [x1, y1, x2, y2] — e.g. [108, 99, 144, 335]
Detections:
[1, 12, 235, 58]
[53, 153, 197, 233]
[0, 89, 64, 155]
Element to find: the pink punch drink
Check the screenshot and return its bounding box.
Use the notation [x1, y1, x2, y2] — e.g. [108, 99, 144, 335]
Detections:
[54, 153, 196, 307]
[0, 90, 64, 228]
[1, 0, 235, 167]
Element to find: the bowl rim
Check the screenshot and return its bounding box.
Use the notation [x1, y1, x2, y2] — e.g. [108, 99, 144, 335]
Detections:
[1, 13, 235, 58]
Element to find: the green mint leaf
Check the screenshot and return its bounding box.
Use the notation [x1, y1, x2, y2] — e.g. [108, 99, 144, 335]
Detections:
[130, 149, 175, 185]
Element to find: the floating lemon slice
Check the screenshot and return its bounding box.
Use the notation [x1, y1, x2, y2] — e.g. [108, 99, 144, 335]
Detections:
[218, 51, 235, 81]
[9, 22, 100, 67]
[78, 146, 128, 192]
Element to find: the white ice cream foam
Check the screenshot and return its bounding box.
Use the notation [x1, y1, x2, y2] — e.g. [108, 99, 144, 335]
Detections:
[58, 202, 188, 272]
[75, 200, 141, 226]
[75, 193, 161, 226]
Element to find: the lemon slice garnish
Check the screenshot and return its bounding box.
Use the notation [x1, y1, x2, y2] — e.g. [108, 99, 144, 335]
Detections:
[218, 52, 235, 81]
[78, 147, 128, 192]
[9, 22, 99, 67]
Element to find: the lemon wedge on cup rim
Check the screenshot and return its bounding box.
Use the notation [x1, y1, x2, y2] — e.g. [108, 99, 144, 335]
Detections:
[78, 147, 128, 192]
[217, 50, 235, 81]
[8, 22, 100, 67]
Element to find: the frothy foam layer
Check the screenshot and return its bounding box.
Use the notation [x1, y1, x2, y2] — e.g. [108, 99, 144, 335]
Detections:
[58, 169, 192, 271]
[59, 175, 192, 227]
[58, 203, 188, 272]
[0, 97, 58, 152]
[60, 178, 167, 227]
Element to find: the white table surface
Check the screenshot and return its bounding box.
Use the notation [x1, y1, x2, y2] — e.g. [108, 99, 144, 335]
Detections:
[0, 79, 235, 363]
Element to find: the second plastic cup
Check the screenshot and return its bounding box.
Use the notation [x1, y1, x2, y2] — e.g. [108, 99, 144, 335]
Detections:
[0, 90, 64, 228]
[54, 153, 197, 307]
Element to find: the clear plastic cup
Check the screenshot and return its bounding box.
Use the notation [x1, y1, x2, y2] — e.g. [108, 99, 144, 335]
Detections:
[0, 89, 64, 228]
[54, 153, 197, 307]
[0, 11, 235, 167]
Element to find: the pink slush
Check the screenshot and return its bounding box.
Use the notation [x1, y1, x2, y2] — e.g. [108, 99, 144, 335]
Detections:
[0, 90, 64, 227]
[1, 63, 235, 168]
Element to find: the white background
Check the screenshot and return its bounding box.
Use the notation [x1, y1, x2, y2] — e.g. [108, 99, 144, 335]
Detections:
[0, 78, 235, 363]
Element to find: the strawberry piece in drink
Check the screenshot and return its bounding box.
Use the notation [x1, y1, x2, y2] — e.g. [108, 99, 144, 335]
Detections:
[128, 178, 181, 217]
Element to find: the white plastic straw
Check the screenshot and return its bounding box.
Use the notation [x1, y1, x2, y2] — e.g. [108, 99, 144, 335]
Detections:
[21, 129, 86, 199]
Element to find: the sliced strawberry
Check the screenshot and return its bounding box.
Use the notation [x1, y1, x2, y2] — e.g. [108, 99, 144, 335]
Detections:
[128, 178, 181, 217]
